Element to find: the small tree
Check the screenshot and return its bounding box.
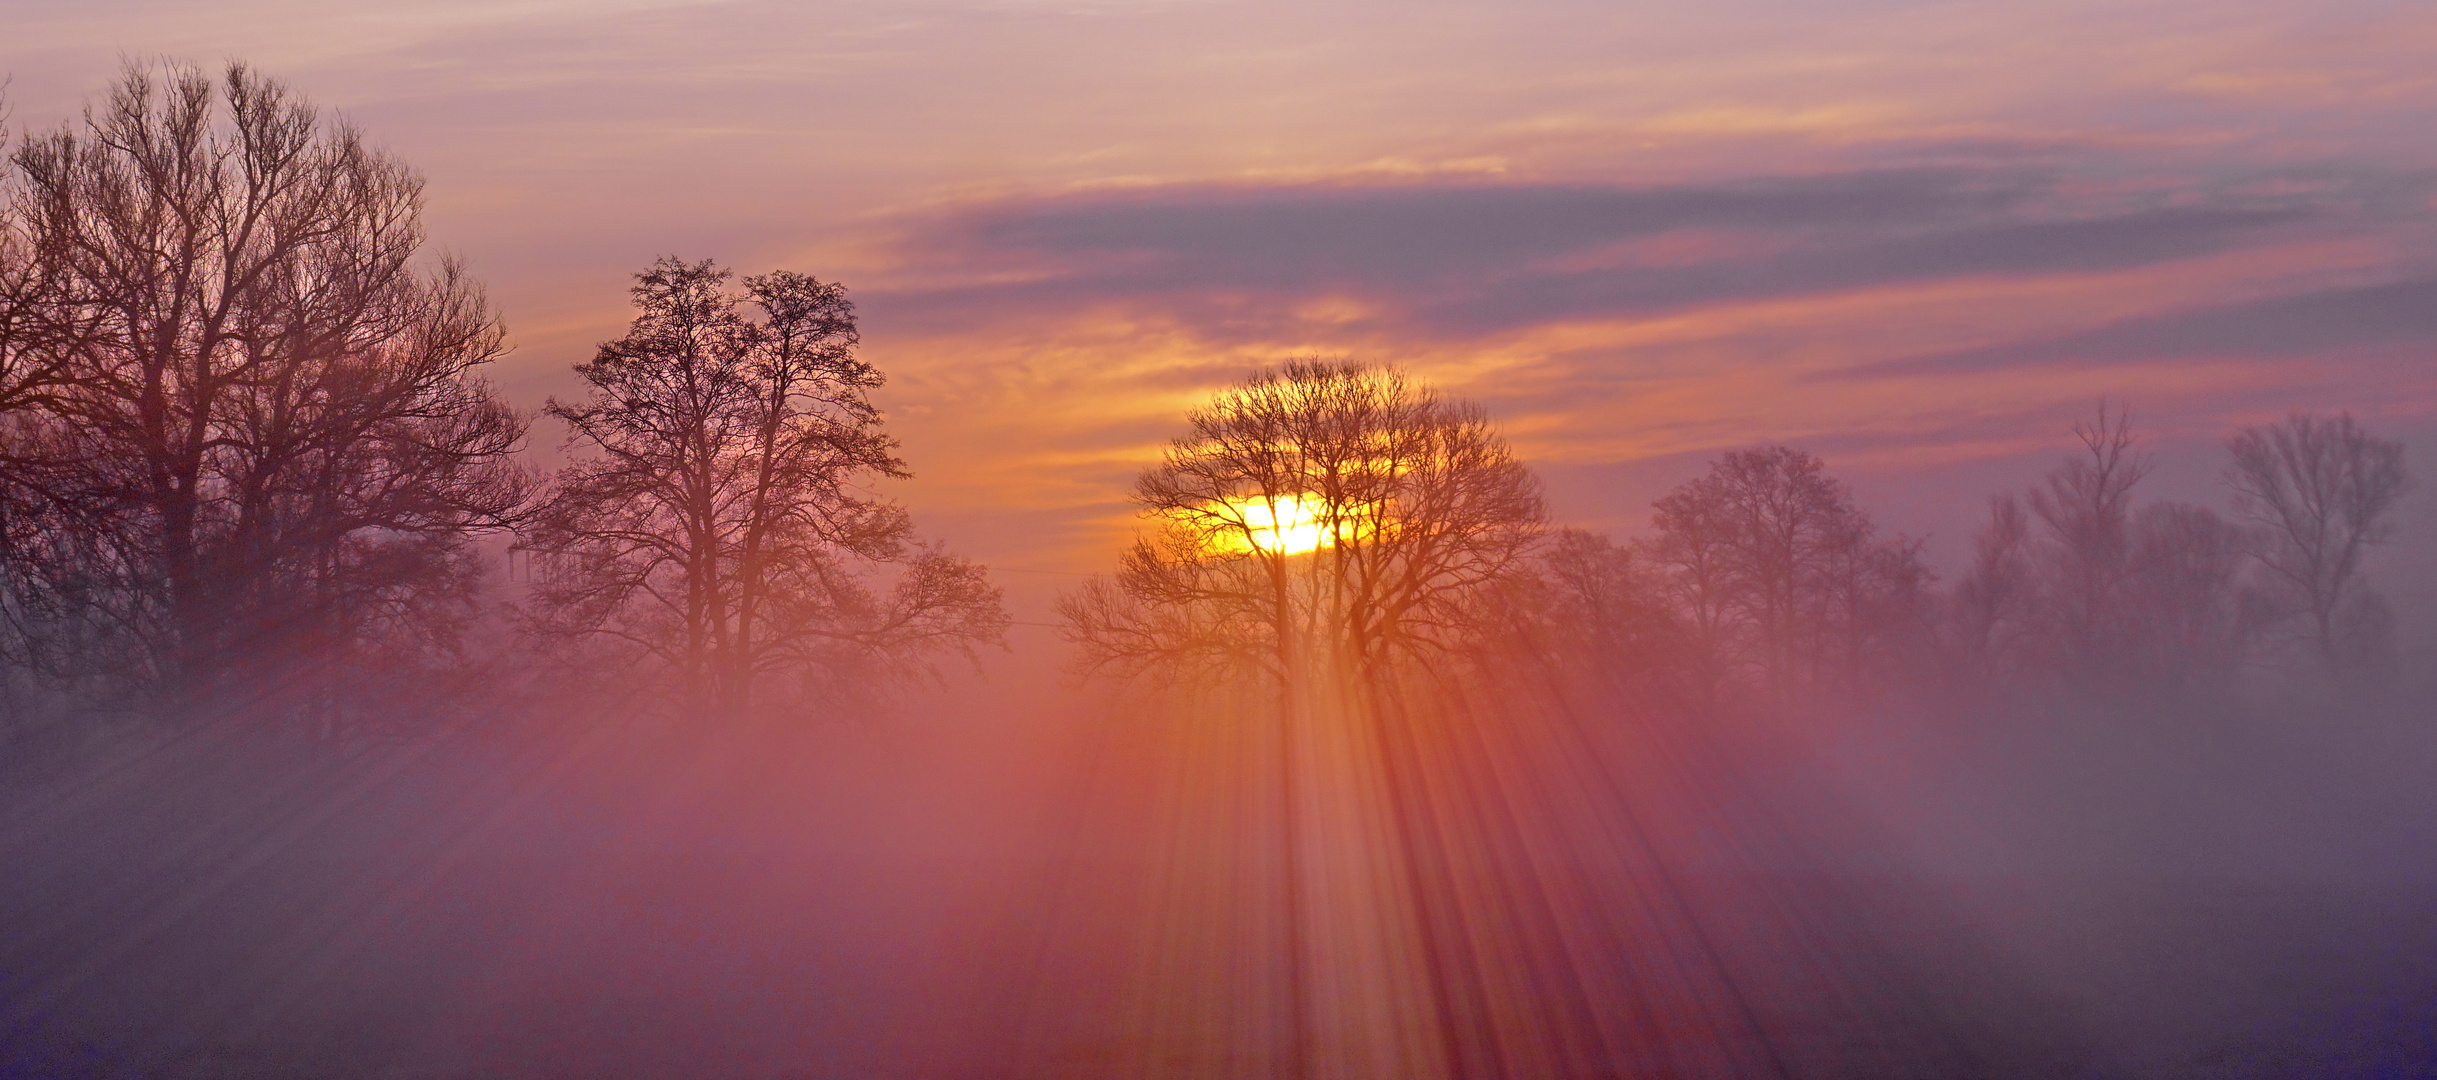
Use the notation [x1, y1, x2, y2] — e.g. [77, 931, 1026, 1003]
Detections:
[1642, 446, 1926, 695]
[2024, 403, 2149, 672]
[1534, 528, 1678, 680]
[521, 258, 1003, 713]
[2225, 412, 2411, 668]
[1949, 494, 2034, 681]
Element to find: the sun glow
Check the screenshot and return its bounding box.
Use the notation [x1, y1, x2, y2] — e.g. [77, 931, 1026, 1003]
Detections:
[1225, 495, 1331, 555]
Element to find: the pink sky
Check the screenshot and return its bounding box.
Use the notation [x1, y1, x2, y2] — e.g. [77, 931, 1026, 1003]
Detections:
[11, 0, 2436, 609]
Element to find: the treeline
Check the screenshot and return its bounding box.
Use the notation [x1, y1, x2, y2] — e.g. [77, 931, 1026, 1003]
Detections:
[1533, 404, 2413, 711]
[1, 63, 2415, 744]
[1064, 364, 2417, 715]
[0, 63, 1002, 742]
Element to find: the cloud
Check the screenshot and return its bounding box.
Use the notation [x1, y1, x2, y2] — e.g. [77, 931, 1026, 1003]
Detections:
[955, 168, 2038, 283]
[1853, 277, 2437, 377]
[1430, 205, 2317, 333]
[865, 164, 2417, 338]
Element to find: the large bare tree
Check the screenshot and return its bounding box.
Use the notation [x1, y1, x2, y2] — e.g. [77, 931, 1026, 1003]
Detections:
[519, 258, 1004, 713]
[2226, 412, 2411, 667]
[1056, 360, 1545, 1080]
[1060, 359, 1545, 691]
[0, 61, 529, 712]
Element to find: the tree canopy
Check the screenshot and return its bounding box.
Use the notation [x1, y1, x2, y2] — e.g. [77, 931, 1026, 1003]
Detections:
[0, 61, 528, 716]
[1061, 359, 1545, 691]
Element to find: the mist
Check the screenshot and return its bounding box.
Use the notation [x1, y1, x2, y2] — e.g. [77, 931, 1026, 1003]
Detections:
[10, 382, 2434, 1078]
[9, 591, 2435, 1076]
[6, 54, 2437, 1080]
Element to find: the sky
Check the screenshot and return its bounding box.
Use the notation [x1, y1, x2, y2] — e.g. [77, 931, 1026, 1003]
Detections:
[7, 0, 2436, 602]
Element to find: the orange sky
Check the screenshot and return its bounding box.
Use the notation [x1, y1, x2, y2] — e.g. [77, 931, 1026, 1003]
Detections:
[10, 0, 2437, 605]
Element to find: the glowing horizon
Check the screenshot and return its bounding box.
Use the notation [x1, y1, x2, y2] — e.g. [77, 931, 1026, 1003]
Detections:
[8, 0, 2434, 600]
[5, 11, 2437, 1079]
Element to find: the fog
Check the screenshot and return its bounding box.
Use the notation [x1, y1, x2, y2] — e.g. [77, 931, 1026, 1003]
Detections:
[8, 546, 2437, 1079]
[7, 62, 2437, 1080]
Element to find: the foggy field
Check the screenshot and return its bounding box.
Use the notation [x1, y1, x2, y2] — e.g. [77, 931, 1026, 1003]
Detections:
[7, 676, 2436, 1078]
[9, 7, 2437, 1077]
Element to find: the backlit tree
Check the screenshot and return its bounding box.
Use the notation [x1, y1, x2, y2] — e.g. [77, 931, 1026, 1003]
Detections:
[519, 258, 1004, 713]
[1060, 359, 1545, 691]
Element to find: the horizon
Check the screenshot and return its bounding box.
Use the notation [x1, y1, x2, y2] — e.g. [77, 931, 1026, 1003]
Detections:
[13, 1, 2436, 606]
[6, 7, 2437, 1078]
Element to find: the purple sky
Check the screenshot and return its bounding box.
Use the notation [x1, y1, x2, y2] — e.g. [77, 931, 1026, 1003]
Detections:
[10, 0, 2435, 611]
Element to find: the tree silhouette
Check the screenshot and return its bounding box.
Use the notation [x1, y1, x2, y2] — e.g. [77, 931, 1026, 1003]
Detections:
[2024, 403, 2150, 674]
[1949, 494, 2034, 681]
[1956, 404, 2275, 693]
[0, 61, 528, 713]
[1532, 527, 1680, 682]
[1057, 359, 1545, 1079]
[1643, 446, 1927, 696]
[2226, 412, 2412, 671]
[2124, 500, 2254, 685]
[1060, 359, 1544, 691]
[520, 257, 1003, 713]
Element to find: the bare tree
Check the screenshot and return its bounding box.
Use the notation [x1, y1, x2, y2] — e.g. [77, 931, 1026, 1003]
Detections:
[0, 61, 529, 714]
[1060, 359, 1545, 690]
[1643, 474, 1745, 694]
[1949, 493, 2034, 680]
[1533, 528, 1679, 679]
[1815, 507, 1933, 684]
[2225, 412, 2412, 668]
[2125, 501, 2254, 686]
[520, 257, 1003, 714]
[1961, 405, 2268, 693]
[2023, 403, 2150, 675]
[1057, 360, 1545, 1080]
[1642, 446, 1927, 695]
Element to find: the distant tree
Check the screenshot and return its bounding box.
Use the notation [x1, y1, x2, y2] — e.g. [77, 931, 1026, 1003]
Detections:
[1642, 446, 1927, 695]
[519, 258, 1003, 713]
[1643, 474, 1745, 694]
[1949, 494, 2034, 680]
[1967, 404, 2264, 693]
[2225, 412, 2412, 670]
[2124, 501, 2254, 687]
[2023, 403, 2149, 674]
[1816, 507, 1934, 684]
[1532, 528, 1678, 680]
[0, 61, 529, 715]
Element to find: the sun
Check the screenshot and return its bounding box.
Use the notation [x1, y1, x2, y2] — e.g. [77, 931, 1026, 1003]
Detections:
[1225, 494, 1330, 555]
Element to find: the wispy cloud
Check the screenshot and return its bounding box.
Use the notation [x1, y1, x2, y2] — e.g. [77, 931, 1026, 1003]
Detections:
[14, 0, 2437, 567]
[866, 161, 2430, 338]
[1856, 277, 2437, 377]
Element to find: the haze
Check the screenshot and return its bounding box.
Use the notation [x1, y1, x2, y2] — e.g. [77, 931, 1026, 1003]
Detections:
[3, 3, 2436, 1077]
